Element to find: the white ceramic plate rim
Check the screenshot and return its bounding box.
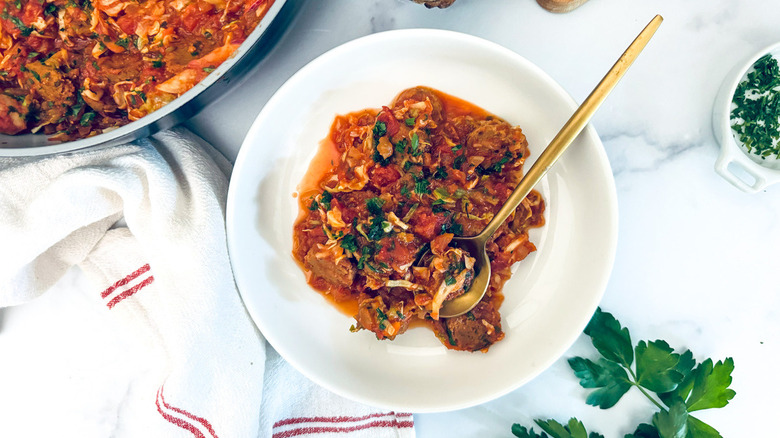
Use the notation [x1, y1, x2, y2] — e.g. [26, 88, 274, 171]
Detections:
[227, 28, 618, 413]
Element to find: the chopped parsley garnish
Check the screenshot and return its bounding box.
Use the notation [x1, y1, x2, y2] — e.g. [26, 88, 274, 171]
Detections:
[79, 112, 96, 127]
[308, 198, 318, 211]
[434, 166, 448, 180]
[414, 178, 430, 195]
[395, 138, 407, 154]
[405, 117, 415, 126]
[320, 191, 332, 210]
[477, 151, 514, 175]
[366, 197, 385, 216]
[444, 275, 456, 286]
[366, 216, 386, 241]
[431, 202, 447, 214]
[372, 121, 391, 166]
[376, 308, 389, 330]
[441, 219, 463, 236]
[451, 144, 463, 152]
[373, 120, 387, 138]
[340, 234, 358, 253]
[8, 15, 32, 37]
[203, 66, 215, 73]
[409, 132, 422, 156]
[731, 53, 780, 160]
[399, 185, 411, 198]
[453, 154, 466, 170]
[151, 60, 164, 69]
[116, 37, 130, 49]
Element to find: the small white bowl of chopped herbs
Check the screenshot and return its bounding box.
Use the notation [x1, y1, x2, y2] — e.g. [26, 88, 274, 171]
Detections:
[713, 41, 780, 193]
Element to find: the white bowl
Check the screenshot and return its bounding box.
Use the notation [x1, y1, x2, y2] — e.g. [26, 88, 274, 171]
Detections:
[226, 29, 618, 412]
[713, 41, 780, 193]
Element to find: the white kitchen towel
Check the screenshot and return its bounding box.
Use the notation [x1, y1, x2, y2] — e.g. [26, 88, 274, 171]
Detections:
[0, 127, 415, 438]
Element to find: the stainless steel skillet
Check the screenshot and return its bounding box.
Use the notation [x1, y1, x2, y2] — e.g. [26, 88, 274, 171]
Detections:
[0, 0, 296, 157]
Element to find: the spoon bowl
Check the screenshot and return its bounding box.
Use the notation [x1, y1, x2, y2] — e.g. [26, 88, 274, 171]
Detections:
[432, 14, 663, 318]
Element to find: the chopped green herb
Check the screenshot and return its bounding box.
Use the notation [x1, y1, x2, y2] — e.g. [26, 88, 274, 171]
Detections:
[405, 117, 415, 126]
[444, 276, 456, 286]
[366, 197, 385, 216]
[434, 166, 448, 180]
[8, 15, 32, 37]
[340, 234, 358, 253]
[409, 132, 422, 156]
[372, 121, 391, 165]
[731, 53, 780, 160]
[308, 198, 318, 211]
[202, 66, 215, 73]
[366, 216, 386, 241]
[453, 154, 466, 170]
[376, 308, 389, 330]
[320, 191, 332, 210]
[414, 178, 430, 195]
[151, 60, 164, 69]
[394, 138, 407, 154]
[400, 185, 411, 198]
[115, 37, 130, 49]
[373, 121, 387, 138]
[79, 112, 96, 127]
[451, 144, 463, 152]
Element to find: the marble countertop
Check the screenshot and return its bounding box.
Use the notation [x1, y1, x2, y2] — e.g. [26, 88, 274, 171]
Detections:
[2, 0, 779, 436]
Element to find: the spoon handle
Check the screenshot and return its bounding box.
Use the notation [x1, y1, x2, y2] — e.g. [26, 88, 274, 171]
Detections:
[476, 14, 663, 242]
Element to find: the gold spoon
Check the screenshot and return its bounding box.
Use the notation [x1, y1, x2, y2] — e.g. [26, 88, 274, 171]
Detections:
[436, 14, 663, 318]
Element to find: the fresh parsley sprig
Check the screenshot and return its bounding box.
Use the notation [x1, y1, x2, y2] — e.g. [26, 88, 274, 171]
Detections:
[512, 308, 735, 438]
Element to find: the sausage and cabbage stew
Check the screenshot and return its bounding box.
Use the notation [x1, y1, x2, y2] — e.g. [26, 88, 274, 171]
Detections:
[0, 0, 275, 140]
[293, 86, 545, 352]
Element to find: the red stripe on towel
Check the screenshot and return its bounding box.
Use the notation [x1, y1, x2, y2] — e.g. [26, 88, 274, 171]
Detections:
[156, 386, 207, 438]
[100, 264, 151, 298]
[272, 420, 414, 438]
[106, 275, 154, 309]
[156, 384, 219, 438]
[274, 412, 412, 427]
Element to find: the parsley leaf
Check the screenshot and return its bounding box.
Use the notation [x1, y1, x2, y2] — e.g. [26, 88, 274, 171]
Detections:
[511, 418, 604, 438]
[434, 166, 448, 180]
[409, 132, 422, 156]
[568, 357, 632, 409]
[366, 197, 385, 216]
[340, 234, 358, 253]
[414, 178, 430, 195]
[320, 191, 332, 210]
[652, 399, 688, 438]
[516, 308, 735, 438]
[625, 423, 661, 438]
[682, 358, 736, 412]
[584, 307, 634, 367]
[635, 340, 694, 393]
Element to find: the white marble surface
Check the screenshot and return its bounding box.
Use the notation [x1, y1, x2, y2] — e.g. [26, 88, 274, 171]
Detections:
[2, 0, 780, 436]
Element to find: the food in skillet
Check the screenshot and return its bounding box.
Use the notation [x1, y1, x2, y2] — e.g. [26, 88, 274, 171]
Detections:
[293, 86, 545, 352]
[0, 0, 275, 140]
[410, 0, 457, 8]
